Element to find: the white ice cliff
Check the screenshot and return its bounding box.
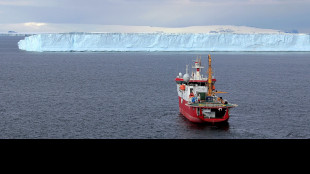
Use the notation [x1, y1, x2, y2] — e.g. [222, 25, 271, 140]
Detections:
[18, 32, 310, 52]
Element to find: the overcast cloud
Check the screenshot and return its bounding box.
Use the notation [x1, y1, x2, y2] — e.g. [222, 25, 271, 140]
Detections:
[0, 0, 310, 32]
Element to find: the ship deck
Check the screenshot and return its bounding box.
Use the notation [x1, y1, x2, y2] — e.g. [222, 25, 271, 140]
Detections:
[186, 102, 237, 108]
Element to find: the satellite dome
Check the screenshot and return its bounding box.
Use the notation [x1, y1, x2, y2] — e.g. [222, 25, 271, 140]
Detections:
[183, 73, 190, 82]
[178, 72, 183, 78]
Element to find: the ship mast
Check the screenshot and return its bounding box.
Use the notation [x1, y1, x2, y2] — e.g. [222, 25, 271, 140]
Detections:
[207, 54, 213, 96]
[192, 56, 204, 80]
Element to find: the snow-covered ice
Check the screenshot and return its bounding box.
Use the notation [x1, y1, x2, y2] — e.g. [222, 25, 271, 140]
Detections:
[18, 32, 310, 52]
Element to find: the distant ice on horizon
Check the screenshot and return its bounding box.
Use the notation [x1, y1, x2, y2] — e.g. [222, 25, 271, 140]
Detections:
[17, 25, 310, 52]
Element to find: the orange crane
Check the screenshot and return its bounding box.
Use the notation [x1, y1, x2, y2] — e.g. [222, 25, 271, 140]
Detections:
[207, 54, 227, 96]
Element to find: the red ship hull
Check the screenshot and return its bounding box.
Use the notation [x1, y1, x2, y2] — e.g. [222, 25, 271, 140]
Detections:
[178, 97, 229, 123]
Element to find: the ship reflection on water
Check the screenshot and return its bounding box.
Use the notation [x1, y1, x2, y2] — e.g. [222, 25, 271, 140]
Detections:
[178, 114, 230, 131]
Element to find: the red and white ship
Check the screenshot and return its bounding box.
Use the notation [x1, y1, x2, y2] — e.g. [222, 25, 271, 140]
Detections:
[175, 54, 237, 123]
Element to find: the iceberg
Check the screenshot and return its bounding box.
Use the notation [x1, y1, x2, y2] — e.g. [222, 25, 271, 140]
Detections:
[18, 32, 310, 52]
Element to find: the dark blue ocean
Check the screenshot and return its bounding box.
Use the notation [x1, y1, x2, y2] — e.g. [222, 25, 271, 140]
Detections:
[1, 36, 310, 139]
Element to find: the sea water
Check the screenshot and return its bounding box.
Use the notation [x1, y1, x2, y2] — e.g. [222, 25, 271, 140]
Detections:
[1, 36, 310, 138]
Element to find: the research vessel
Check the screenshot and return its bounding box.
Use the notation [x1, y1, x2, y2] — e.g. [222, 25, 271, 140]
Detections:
[175, 54, 237, 123]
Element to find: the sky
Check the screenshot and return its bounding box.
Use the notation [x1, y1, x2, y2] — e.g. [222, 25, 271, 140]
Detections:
[1, 0, 310, 33]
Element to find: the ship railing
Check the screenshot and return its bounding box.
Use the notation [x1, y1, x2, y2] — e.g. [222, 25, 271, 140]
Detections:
[187, 102, 223, 107]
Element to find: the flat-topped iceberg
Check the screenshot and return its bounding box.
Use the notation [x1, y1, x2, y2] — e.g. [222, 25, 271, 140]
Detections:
[18, 32, 310, 52]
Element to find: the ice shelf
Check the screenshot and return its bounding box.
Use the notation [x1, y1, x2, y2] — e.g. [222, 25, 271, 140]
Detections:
[18, 32, 310, 52]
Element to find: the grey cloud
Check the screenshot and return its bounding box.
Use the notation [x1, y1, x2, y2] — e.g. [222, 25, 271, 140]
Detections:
[0, 0, 310, 32]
